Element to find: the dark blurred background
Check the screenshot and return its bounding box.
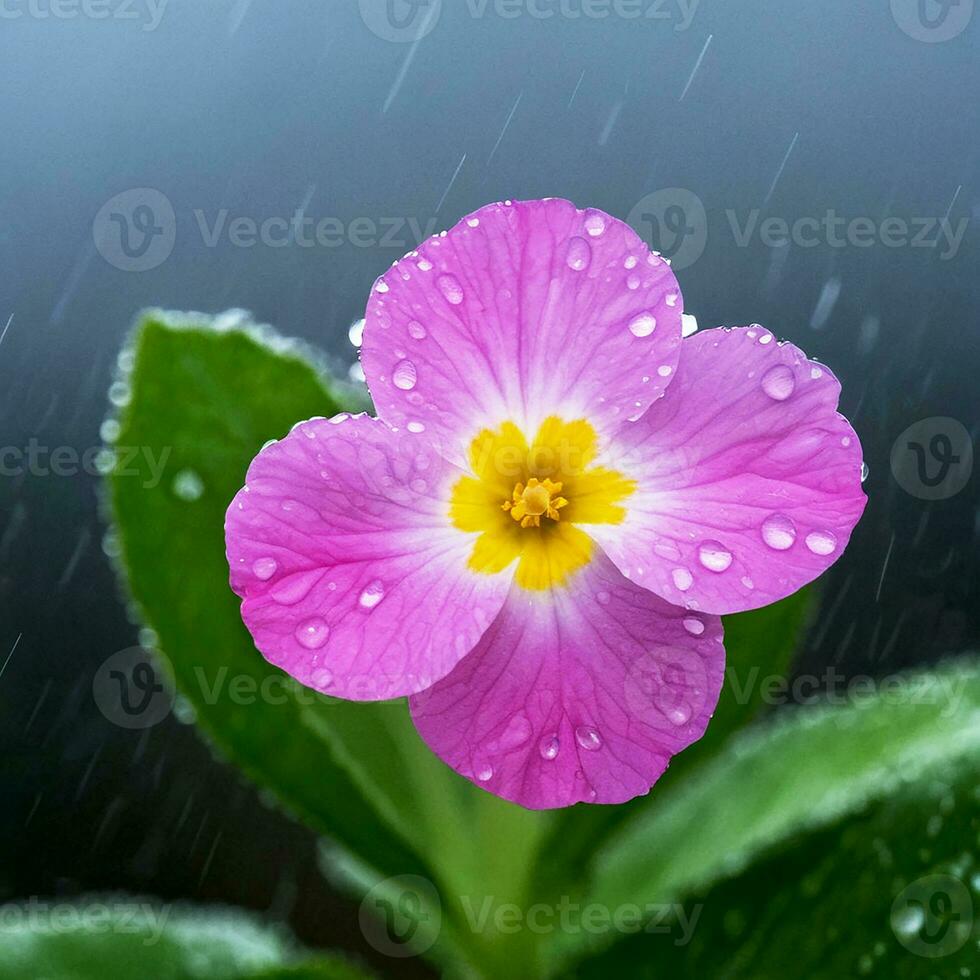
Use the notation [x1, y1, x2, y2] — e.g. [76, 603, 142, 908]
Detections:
[0, 0, 976, 974]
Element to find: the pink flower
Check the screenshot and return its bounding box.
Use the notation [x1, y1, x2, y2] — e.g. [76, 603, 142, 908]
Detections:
[225, 198, 866, 810]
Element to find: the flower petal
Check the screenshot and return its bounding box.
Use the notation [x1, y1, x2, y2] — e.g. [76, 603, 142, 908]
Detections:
[409, 552, 724, 810]
[225, 414, 513, 700]
[360, 198, 683, 466]
[590, 326, 867, 615]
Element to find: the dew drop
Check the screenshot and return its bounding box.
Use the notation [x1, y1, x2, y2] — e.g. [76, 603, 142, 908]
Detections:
[310, 667, 333, 691]
[252, 557, 278, 581]
[575, 726, 602, 751]
[761, 364, 796, 401]
[295, 618, 330, 649]
[466, 216, 480, 227]
[393, 359, 418, 390]
[407, 421, 426, 433]
[761, 513, 797, 550]
[890, 903, 925, 938]
[375, 280, 389, 294]
[417, 258, 433, 272]
[666, 704, 692, 726]
[666, 292, 679, 307]
[565, 236, 592, 271]
[437, 273, 464, 305]
[698, 540, 733, 573]
[407, 320, 427, 340]
[861, 461, 869, 482]
[359, 580, 385, 609]
[172, 468, 204, 502]
[657, 365, 672, 377]
[626, 273, 641, 290]
[475, 764, 493, 782]
[805, 530, 838, 556]
[672, 567, 693, 592]
[583, 210, 606, 237]
[683, 617, 705, 636]
[628, 312, 657, 338]
[624, 255, 638, 269]
[539, 734, 560, 760]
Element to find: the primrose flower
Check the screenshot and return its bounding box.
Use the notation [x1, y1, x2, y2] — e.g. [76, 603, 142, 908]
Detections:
[225, 198, 866, 810]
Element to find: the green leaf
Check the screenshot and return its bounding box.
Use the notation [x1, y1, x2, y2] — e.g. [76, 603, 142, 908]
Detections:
[533, 590, 813, 891]
[105, 312, 550, 976]
[0, 897, 371, 980]
[571, 672, 980, 977]
[107, 312, 433, 880]
[560, 658, 980, 971]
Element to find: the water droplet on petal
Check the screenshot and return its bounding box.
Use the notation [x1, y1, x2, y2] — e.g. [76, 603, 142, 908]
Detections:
[698, 540, 733, 573]
[683, 617, 705, 635]
[624, 255, 638, 269]
[861, 461, 869, 482]
[437, 273, 464, 305]
[359, 580, 385, 609]
[475, 764, 493, 782]
[657, 365, 672, 377]
[672, 567, 693, 591]
[628, 312, 657, 338]
[761, 364, 796, 401]
[583, 210, 606, 236]
[310, 667, 333, 691]
[393, 359, 417, 390]
[565, 236, 592, 271]
[666, 292, 679, 307]
[295, 618, 330, 649]
[466, 216, 480, 228]
[374, 280, 389, 294]
[417, 257, 433, 272]
[407, 421, 426, 433]
[666, 703, 692, 725]
[407, 320, 427, 340]
[539, 734, 560, 760]
[805, 530, 838, 556]
[761, 513, 797, 550]
[252, 557, 277, 581]
[575, 726, 602, 751]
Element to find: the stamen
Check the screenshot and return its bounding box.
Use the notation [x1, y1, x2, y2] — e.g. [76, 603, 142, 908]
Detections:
[503, 477, 566, 528]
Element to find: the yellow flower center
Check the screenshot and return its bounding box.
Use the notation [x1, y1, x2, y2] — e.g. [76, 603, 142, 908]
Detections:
[503, 477, 568, 528]
[450, 416, 635, 591]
